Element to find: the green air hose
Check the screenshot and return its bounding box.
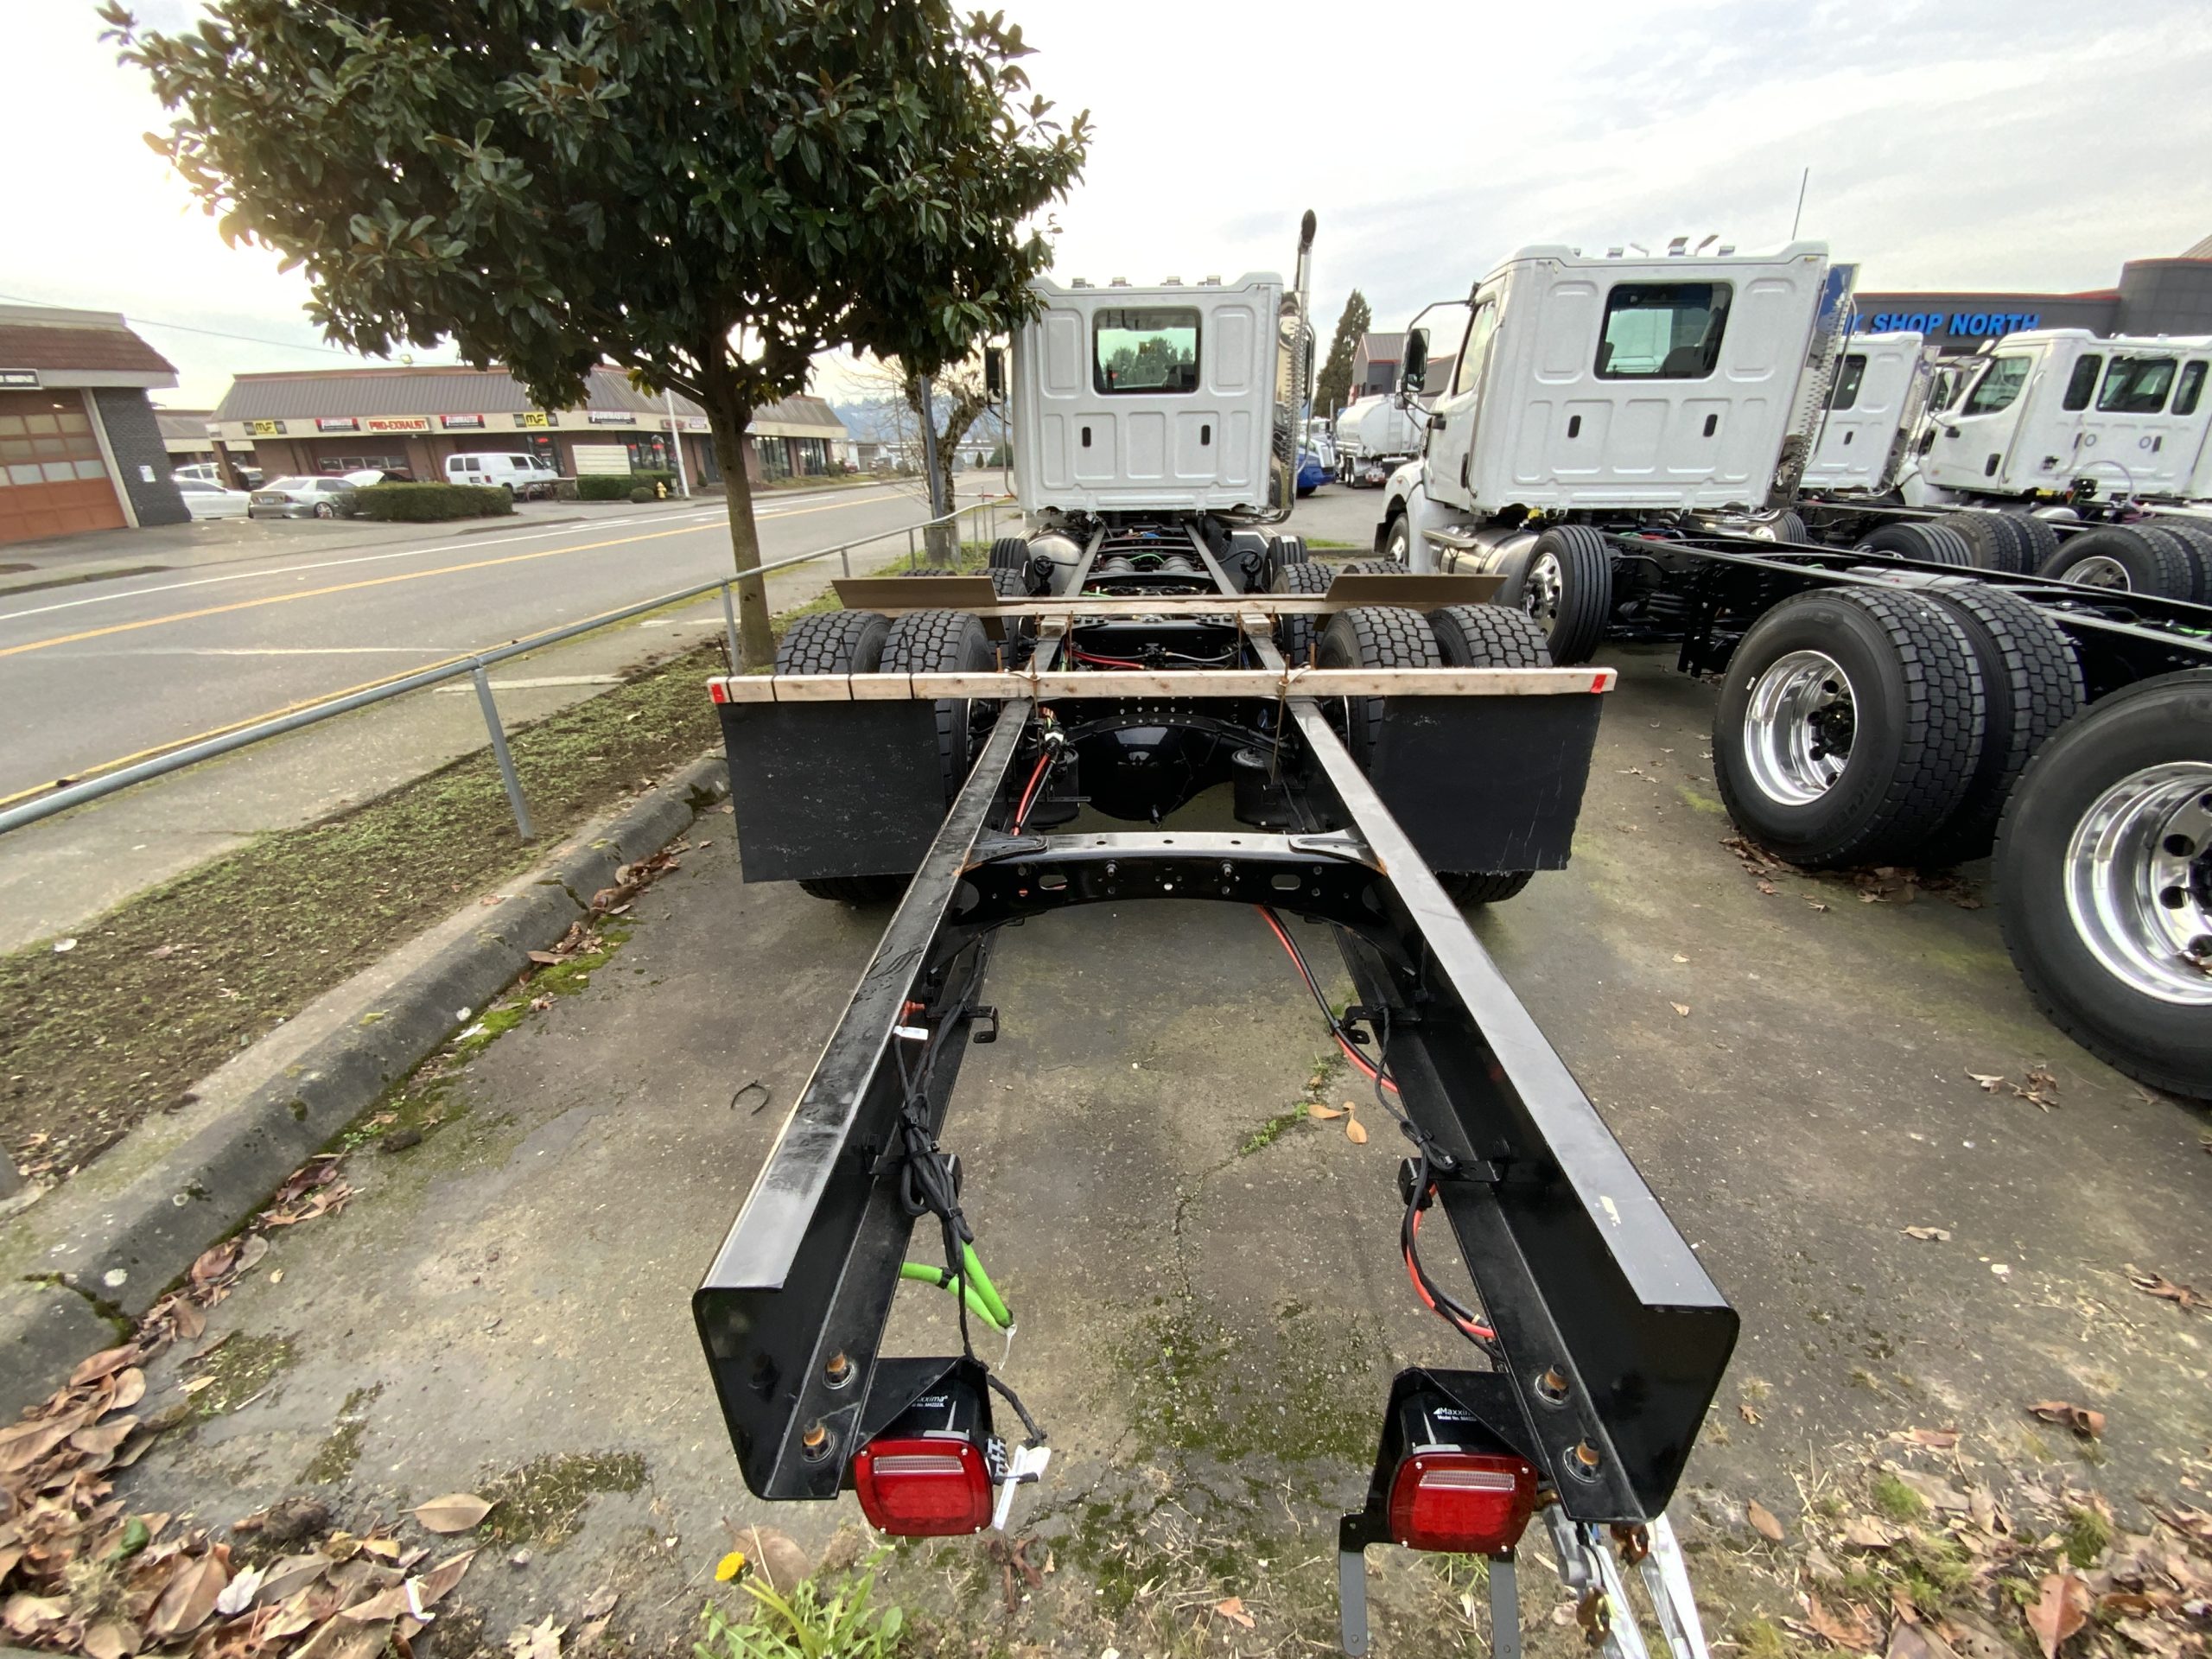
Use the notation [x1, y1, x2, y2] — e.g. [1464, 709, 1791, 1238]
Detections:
[899, 1249, 1014, 1333]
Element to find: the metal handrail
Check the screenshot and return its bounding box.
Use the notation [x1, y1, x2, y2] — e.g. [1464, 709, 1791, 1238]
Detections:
[0, 493, 1012, 839]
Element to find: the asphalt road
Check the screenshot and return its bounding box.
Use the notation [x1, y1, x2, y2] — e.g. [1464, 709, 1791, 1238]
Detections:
[0, 480, 964, 801]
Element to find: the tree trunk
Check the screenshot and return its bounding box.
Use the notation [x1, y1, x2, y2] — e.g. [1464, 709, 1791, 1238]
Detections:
[700, 395, 774, 671]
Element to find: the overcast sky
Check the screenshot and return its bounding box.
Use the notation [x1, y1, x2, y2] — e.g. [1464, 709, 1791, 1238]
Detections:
[7, 0, 2209, 409]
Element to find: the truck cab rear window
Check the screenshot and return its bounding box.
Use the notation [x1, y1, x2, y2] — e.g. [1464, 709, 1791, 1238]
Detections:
[1595, 283, 1731, 379]
[2175, 360, 2207, 416]
[2098, 355, 2177, 414]
[1827, 354, 1866, 410]
[1094, 308, 1200, 394]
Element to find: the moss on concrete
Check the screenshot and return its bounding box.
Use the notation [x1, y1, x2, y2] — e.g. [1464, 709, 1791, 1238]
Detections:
[480, 1451, 648, 1549]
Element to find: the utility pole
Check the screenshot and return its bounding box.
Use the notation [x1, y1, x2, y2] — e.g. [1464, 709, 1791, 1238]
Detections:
[664, 386, 691, 497]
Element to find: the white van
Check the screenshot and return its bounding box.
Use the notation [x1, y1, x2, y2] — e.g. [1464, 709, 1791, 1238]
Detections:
[444, 451, 561, 498]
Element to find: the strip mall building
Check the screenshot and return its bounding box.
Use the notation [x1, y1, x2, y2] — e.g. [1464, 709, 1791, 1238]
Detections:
[1853, 233, 2212, 353]
[208, 365, 848, 488]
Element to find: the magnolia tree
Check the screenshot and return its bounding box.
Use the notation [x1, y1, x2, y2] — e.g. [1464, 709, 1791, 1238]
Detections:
[108, 1, 1089, 668]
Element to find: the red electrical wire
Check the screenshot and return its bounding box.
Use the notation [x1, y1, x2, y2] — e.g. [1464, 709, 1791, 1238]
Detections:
[1071, 647, 1147, 669]
[1407, 1202, 1496, 1340]
[1010, 752, 1052, 835]
[1254, 905, 1399, 1092]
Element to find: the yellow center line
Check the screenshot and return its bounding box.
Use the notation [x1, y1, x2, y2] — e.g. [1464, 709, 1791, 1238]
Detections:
[0, 491, 887, 661]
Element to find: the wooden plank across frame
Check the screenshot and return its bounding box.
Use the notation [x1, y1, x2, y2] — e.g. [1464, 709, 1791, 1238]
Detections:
[709, 665, 1618, 703]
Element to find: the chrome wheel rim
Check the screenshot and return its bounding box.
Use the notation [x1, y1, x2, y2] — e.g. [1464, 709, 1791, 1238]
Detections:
[2062, 554, 2131, 590]
[1386, 520, 1408, 560]
[1522, 550, 1563, 629]
[1743, 650, 1855, 805]
[2063, 762, 2212, 1005]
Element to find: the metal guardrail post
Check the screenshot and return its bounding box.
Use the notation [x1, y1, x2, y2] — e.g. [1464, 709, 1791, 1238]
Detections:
[472, 664, 534, 840]
[839, 544, 851, 576]
[720, 582, 743, 670]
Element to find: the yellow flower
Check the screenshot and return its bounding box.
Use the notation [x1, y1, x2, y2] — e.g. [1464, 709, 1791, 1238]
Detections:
[714, 1550, 747, 1583]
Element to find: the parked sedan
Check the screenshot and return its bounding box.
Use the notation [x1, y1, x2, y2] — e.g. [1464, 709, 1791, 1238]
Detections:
[175, 478, 252, 520]
[247, 476, 359, 519]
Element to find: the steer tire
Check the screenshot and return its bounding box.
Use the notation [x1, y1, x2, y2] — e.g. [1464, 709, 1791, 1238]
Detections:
[1774, 509, 1809, 545]
[1314, 605, 1439, 772]
[1713, 587, 1986, 868]
[1272, 533, 1311, 565]
[988, 567, 1037, 646]
[2037, 525, 2195, 597]
[1995, 671, 2212, 1099]
[1427, 604, 1550, 904]
[1915, 579, 2085, 865]
[2128, 522, 2209, 604]
[1510, 524, 1614, 665]
[1382, 509, 1412, 563]
[988, 535, 1029, 572]
[1272, 560, 1332, 664]
[777, 612, 907, 904]
[883, 608, 997, 805]
[1936, 512, 2014, 572]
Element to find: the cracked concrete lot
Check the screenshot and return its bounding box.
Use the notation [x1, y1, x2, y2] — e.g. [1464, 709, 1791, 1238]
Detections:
[105, 646, 2211, 1656]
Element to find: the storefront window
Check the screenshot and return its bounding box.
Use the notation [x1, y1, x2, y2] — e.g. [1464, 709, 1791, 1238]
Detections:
[624, 434, 672, 472]
[759, 437, 793, 481]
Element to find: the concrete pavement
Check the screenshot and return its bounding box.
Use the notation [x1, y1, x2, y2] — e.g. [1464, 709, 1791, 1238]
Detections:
[95, 648, 2212, 1656]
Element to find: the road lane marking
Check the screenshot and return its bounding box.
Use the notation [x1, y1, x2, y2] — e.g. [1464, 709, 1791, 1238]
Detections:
[0, 493, 904, 660]
[0, 489, 901, 626]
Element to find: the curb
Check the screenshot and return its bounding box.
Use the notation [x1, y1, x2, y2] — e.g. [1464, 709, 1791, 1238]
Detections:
[0, 751, 729, 1417]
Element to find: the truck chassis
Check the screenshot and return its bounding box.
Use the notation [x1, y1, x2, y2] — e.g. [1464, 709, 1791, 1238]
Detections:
[695, 527, 1733, 1655]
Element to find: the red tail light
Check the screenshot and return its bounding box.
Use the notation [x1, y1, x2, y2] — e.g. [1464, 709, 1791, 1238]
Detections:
[1387, 1451, 1538, 1554]
[852, 1433, 992, 1535]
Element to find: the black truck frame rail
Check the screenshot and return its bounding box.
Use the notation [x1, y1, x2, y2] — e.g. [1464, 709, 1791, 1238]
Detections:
[694, 556, 1741, 1651]
[1605, 528, 2212, 691]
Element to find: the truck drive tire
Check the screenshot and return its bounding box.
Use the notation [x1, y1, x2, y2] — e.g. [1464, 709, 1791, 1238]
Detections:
[1713, 588, 1985, 868]
[1915, 579, 2085, 866]
[2127, 522, 2209, 604]
[1995, 671, 2212, 1100]
[2037, 525, 2194, 598]
[988, 535, 1048, 594]
[1520, 524, 1613, 666]
[1859, 521, 1973, 566]
[2005, 512, 2062, 569]
[776, 612, 906, 903]
[1934, 512, 2018, 573]
[1427, 603, 1552, 904]
[1314, 606, 1438, 773]
[883, 608, 998, 804]
[2148, 518, 2212, 602]
[1272, 560, 1332, 664]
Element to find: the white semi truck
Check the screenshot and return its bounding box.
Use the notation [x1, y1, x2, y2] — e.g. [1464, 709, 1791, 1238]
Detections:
[1374, 239, 1845, 661]
[1802, 328, 1933, 494]
[1332, 392, 1423, 486]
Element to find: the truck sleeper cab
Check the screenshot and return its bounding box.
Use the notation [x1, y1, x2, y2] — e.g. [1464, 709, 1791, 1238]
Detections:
[1804, 330, 1931, 494]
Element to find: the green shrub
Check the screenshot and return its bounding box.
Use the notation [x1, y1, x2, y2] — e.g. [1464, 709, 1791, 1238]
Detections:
[628, 486, 655, 503]
[575, 474, 633, 501]
[350, 482, 515, 522]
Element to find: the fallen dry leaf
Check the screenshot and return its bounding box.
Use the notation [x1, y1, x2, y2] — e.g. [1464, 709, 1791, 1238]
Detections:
[1671, 1002, 1692, 1016]
[1306, 1103, 1344, 1120]
[1739, 1402, 1763, 1426]
[82, 1618, 141, 1659]
[1213, 1597, 1256, 1630]
[1909, 1427, 1961, 1450]
[1806, 1592, 1881, 1650]
[411, 1494, 493, 1535]
[147, 1547, 231, 1639]
[1344, 1113, 1369, 1145]
[2025, 1573, 2090, 1659]
[2125, 1267, 2204, 1313]
[2027, 1402, 2105, 1440]
[508, 1617, 563, 1659]
[1903, 1226, 1953, 1242]
[1843, 1516, 1897, 1549]
[1967, 1072, 2004, 1091]
[215, 1564, 268, 1618]
[1747, 1499, 1786, 1541]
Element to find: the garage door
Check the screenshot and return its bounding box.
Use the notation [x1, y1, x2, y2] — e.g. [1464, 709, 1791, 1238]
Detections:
[0, 390, 127, 545]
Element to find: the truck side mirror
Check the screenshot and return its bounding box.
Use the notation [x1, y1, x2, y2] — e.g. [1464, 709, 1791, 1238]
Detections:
[984, 348, 1005, 400]
[1402, 328, 1428, 395]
